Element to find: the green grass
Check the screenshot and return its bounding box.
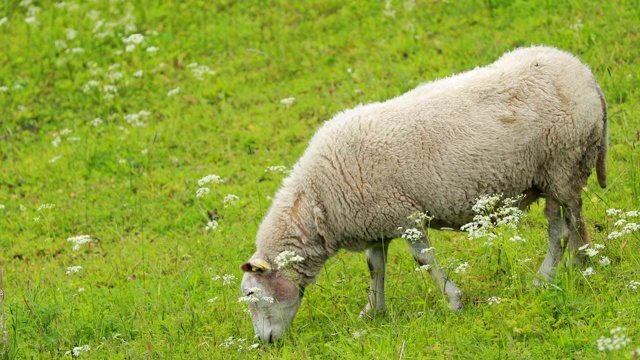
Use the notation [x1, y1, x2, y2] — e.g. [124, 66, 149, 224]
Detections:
[1, 0, 639, 358]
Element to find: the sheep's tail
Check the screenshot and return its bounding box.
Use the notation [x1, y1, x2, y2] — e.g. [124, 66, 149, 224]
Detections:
[596, 84, 608, 189]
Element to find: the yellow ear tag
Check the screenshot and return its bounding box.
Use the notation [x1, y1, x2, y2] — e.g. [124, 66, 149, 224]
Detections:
[254, 260, 271, 270]
[251, 266, 258, 272]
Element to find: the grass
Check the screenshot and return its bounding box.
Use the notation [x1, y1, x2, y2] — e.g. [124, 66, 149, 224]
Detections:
[1, 0, 639, 358]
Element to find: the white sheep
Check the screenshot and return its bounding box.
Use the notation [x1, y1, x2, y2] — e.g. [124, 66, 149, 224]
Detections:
[240, 46, 608, 343]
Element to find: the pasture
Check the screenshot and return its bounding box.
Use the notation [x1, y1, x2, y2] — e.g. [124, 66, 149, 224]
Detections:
[0, 0, 639, 358]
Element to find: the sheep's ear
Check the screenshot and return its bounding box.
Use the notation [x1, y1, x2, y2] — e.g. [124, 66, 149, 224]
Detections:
[240, 258, 272, 274]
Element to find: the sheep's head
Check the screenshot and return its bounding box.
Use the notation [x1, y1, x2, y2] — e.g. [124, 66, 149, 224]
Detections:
[240, 258, 302, 343]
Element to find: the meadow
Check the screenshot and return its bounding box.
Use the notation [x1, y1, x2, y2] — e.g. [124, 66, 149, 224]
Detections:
[0, 0, 639, 358]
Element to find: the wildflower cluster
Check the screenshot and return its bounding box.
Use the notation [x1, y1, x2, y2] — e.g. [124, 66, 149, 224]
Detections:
[607, 209, 640, 240]
[212, 274, 236, 286]
[401, 227, 423, 243]
[578, 243, 610, 276]
[460, 194, 525, 243]
[123, 110, 151, 127]
[596, 327, 632, 352]
[186, 63, 216, 81]
[64, 345, 90, 357]
[627, 280, 640, 291]
[223, 194, 239, 208]
[66, 266, 83, 275]
[274, 250, 304, 269]
[218, 336, 259, 351]
[265, 165, 289, 173]
[67, 235, 91, 251]
[196, 174, 223, 198]
[487, 296, 501, 305]
[237, 287, 275, 304]
[408, 211, 434, 226]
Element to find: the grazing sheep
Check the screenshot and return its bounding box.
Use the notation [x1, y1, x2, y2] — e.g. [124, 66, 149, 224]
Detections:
[240, 46, 608, 343]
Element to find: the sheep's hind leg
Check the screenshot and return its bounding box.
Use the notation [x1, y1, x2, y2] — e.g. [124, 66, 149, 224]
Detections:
[408, 236, 463, 311]
[564, 196, 590, 267]
[535, 198, 568, 285]
[359, 241, 390, 318]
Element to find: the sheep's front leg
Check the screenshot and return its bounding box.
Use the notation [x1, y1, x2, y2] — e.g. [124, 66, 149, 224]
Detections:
[408, 237, 463, 311]
[359, 242, 389, 318]
[535, 198, 569, 284]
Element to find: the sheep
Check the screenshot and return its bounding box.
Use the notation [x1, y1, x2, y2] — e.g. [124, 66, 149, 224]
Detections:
[240, 45, 608, 343]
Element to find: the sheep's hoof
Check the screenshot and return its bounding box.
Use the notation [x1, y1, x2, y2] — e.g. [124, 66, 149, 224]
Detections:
[358, 308, 387, 320]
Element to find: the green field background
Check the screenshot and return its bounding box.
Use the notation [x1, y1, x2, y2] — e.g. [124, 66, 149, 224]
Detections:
[1, 0, 639, 358]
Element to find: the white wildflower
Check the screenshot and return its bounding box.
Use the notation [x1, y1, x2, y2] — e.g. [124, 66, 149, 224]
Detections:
[146, 46, 159, 52]
[614, 219, 627, 227]
[279, 97, 295, 105]
[67, 235, 91, 251]
[108, 71, 123, 82]
[207, 297, 218, 303]
[65, 28, 77, 40]
[195, 187, 210, 198]
[141, 148, 148, 155]
[167, 87, 180, 97]
[581, 267, 595, 277]
[91, 118, 103, 126]
[205, 220, 218, 231]
[55, 40, 67, 49]
[198, 174, 223, 186]
[83, 80, 100, 93]
[67, 47, 84, 53]
[223, 194, 239, 207]
[65, 345, 90, 357]
[49, 156, 62, 163]
[420, 246, 435, 254]
[0, 17, 7, 27]
[187, 63, 215, 80]
[487, 296, 501, 305]
[247, 343, 260, 350]
[383, 0, 395, 17]
[52, 136, 61, 147]
[597, 327, 631, 352]
[454, 262, 469, 274]
[0, 86, 7, 92]
[133, 70, 143, 78]
[509, 235, 526, 242]
[65, 266, 83, 274]
[103, 85, 117, 93]
[401, 228, 423, 243]
[274, 250, 304, 269]
[415, 264, 431, 272]
[606, 208, 622, 217]
[353, 330, 367, 339]
[219, 337, 235, 348]
[37, 204, 55, 212]
[408, 211, 434, 225]
[222, 274, 236, 285]
[585, 248, 599, 257]
[599, 256, 611, 266]
[265, 165, 289, 173]
[626, 211, 639, 217]
[123, 33, 144, 44]
[0, 204, 5, 209]
[19, 204, 27, 211]
[627, 280, 640, 290]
